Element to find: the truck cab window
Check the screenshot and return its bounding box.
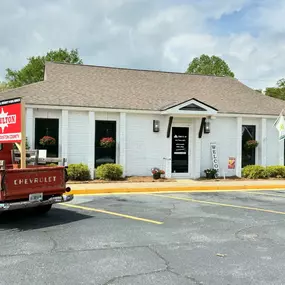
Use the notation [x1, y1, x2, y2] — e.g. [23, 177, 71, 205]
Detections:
[0, 144, 2, 151]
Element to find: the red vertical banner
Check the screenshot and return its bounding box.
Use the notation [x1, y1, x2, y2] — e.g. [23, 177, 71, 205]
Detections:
[0, 98, 22, 143]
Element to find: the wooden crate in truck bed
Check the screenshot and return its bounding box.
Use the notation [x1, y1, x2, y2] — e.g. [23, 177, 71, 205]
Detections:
[11, 149, 66, 165]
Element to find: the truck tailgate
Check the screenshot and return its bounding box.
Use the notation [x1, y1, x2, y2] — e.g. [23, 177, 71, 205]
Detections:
[0, 167, 67, 201]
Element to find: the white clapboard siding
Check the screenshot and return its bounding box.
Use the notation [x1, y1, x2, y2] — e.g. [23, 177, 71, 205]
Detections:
[200, 117, 238, 177]
[266, 118, 280, 166]
[125, 113, 168, 176]
[68, 111, 89, 164]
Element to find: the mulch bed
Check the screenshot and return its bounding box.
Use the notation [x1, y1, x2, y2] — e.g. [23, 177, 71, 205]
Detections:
[68, 175, 285, 184]
[197, 176, 285, 182]
[68, 176, 176, 184]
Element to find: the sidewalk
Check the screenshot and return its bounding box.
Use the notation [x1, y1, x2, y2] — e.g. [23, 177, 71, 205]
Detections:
[66, 179, 285, 195]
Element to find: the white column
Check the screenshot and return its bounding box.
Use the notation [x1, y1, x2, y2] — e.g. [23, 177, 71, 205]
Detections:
[88, 111, 95, 179]
[261, 118, 267, 166]
[236, 117, 242, 177]
[193, 119, 201, 179]
[119, 113, 127, 176]
[165, 158, 171, 179]
[164, 117, 172, 179]
[279, 140, 284, 165]
[61, 110, 68, 165]
[25, 108, 34, 149]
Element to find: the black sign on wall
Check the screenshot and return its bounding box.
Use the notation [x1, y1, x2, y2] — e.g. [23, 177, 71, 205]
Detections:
[171, 127, 189, 173]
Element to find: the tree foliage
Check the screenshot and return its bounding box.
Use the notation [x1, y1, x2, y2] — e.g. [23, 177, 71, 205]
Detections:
[186, 54, 235, 78]
[265, 78, 285, 100]
[0, 82, 8, 92]
[5, 48, 83, 89]
[277, 78, 285, 88]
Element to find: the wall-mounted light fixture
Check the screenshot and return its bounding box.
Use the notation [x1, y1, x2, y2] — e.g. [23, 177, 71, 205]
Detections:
[204, 119, 210, 134]
[153, 120, 160, 132]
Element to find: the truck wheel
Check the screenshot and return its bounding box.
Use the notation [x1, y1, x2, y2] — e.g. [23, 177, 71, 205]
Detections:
[34, 204, 52, 214]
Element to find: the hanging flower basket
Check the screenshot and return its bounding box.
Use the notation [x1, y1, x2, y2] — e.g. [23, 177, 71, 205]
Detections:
[39, 136, 56, 146]
[245, 140, 258, 149]
[100, 137, 115, 148]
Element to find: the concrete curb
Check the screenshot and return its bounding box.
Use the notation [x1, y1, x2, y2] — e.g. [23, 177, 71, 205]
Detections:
[67, 184, 285, 195]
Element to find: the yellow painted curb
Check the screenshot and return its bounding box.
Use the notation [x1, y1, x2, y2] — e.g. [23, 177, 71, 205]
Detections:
[66, 184, 285, 195]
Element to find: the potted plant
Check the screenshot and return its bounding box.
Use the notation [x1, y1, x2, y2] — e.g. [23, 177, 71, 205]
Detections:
[100, 137, 115, 148]
[151, 168, 161, 180]
[160, 170, 165, 179]
[204, 168, 218, 179]
[245, 140, 258, 149]
[39, 136, 56, 146]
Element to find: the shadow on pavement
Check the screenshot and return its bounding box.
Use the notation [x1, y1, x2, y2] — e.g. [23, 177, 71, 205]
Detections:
[0, 207, 92, 231]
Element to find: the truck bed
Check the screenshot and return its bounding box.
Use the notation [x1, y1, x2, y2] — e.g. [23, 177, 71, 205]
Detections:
[0, 166, 68, 202]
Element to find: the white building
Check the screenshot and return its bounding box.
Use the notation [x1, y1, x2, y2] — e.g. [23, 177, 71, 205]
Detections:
[1, 62, 284, 179]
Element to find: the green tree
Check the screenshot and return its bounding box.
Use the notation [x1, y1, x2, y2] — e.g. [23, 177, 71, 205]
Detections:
[277, 78, 285, 88]
[0, 82, 8, 92]
[5, 48, 83, 89]
[186, 54, 235, 77]
[265, 78, 285, 100]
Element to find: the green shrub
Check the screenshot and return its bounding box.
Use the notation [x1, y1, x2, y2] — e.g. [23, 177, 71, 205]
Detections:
[266, 166, 285, 178]
[242, 165, 268, 179]
[96, 163, 123, 180]
[47, 163, 58, 167]
[204, 168, 218, 179]
[67, 163, 90, 181]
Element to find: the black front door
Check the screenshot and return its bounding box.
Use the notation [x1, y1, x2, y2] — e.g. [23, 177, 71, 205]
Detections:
[242, 125, 256, 167]
[35, 118, 59, 157]
[172, 127, 189, 173]
[95, 120, 116, 168]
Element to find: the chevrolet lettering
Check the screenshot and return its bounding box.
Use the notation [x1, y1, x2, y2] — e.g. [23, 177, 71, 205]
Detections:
[14, 176, 57, 186]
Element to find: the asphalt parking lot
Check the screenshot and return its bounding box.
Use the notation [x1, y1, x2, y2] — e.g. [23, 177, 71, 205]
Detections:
[1, 190, 285, 285]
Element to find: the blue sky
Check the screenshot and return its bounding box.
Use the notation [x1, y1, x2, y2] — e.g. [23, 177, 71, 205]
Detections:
[0, 0, 284, 89]
[208, 9, 251, 35]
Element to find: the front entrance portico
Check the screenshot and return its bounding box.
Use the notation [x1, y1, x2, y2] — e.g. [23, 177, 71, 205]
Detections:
[161, 98, 218, 179]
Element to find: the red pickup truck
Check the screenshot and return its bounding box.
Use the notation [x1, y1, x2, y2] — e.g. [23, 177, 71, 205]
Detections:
[0, 143, 73, 214]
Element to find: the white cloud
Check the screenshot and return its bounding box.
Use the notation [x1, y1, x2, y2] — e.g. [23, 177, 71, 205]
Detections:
[0, 0, 284, 90]
[163, 33, 218, 69]
[252, 1, 285, 33]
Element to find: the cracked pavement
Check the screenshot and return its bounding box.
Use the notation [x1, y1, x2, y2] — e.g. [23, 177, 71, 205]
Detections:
[1, 191, 285, 284]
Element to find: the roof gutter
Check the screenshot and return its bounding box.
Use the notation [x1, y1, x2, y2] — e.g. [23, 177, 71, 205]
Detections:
[215, 113, 278, 119]
[26, 104, 279, 119]
[26, 104, 161, 115]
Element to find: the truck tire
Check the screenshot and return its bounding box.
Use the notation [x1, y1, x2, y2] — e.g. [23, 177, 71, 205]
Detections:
[34, 204, 52, 214]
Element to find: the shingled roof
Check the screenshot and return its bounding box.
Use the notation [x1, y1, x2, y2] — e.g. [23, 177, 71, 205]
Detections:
[0, 61, 284, 116]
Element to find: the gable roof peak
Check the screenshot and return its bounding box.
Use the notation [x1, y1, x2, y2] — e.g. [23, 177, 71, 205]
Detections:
[44, 60, 236, 80]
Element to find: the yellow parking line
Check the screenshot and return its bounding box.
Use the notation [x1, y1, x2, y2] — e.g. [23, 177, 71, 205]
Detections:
[150, 194, 285, 216]
[247, 191, 285, 198]
[60, 203, 163, 225]
[67, 188, 285, 197]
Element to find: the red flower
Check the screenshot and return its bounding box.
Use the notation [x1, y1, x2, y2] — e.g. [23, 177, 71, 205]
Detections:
[100, 137, 115, 148]
[245, 140, 258, 148]
[39, 136, 56, 146]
